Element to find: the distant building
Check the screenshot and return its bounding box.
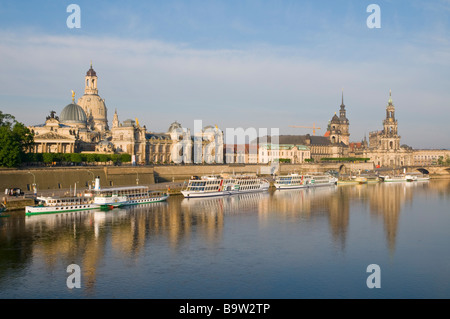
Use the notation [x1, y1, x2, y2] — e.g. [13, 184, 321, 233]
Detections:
[412, 149, 450, 166]
[258, 144, 310, 163]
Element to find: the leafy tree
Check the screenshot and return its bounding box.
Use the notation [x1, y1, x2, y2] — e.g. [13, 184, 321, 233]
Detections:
[42, 153, 54, 164]
[70, 153, 82, 163]
[120, 153, 131, 162]
[86, 153, 98, 163]
[0, 112, 34, 167]
[97, 154, 109, 163]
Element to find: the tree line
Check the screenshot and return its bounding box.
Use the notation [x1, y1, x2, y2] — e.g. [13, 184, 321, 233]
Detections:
[23, 152, 132, 165]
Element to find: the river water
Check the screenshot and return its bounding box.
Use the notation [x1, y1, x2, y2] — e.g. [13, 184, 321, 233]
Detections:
[0, 180, 449, 299]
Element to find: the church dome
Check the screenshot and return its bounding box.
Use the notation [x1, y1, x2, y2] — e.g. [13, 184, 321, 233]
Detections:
[86, 66, 97, 77]
[60, 103, 87, 125]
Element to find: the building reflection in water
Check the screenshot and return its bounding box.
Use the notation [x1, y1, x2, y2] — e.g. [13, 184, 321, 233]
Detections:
[0, 179, 449, 294]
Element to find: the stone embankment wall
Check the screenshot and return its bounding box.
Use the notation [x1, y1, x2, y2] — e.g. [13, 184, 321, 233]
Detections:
[0, 166, 155, 193]
[0, 162, 377, 192]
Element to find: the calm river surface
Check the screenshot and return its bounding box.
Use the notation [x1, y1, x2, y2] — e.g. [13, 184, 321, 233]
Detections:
[1, 180, 449, 299]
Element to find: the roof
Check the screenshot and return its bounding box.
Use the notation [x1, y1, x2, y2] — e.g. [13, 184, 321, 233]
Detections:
[146, 133, 171, 140]
[257, 135, 332, 146]
[59, 103, 87, 124]
[86, 65, 97, 77]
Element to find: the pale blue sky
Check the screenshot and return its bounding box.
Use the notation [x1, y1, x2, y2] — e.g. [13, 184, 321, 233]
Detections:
[0, 0, 449, 148]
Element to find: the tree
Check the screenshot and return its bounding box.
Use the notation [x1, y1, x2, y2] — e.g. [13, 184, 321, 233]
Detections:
[87, 153, 98, 163]
[120, 153, 131, 163]
[42, 153, 54, 164]
[70, 153, 82, 164]
[0, 111, 34, 167]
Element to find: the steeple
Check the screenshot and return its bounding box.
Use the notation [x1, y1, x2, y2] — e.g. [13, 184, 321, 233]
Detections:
[84, 63, 98, 95]
[77, 62, 109, 132]
[385, 89, 395, 121]
[339, 89, 348, 122]
[112, 109, 119, 128]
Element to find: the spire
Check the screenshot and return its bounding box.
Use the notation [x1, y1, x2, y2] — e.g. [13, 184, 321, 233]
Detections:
[388, 89, 393, 104]
[71, 90, 75, 103]
[341, 88, 344, 106]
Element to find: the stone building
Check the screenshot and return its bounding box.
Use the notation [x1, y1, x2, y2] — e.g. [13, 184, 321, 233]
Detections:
[77, 63, 109, 133]
[327, 91, 350, 145]
[29, 93, 100, 154]
[27, 64, 224, 165]
[258, 144, 310, 164]
[360, 91, 413, 167]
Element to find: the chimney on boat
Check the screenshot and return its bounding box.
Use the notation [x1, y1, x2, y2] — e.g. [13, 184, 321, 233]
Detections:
[94, 177, 101, 191]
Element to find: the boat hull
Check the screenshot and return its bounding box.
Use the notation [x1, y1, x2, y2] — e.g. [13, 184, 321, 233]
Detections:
[96, 195, 169, 208]
[25, 203, 99, 216]
[182, 187, 269, 198]
[274, 183, 308, 189]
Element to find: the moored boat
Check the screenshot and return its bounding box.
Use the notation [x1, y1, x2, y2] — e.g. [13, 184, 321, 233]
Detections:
[181, 174, 269, 198]
[380, 175, 406, 182]
[405, 172, 430, 182]
[308, 174, 338, 187]
[274, 173, 310, 189]
[92, 185, 169, 208]
[25, 196, 99, 216]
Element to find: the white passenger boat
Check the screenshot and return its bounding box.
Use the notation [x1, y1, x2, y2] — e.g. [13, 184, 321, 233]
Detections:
[92, 185, 169, 209]
[380, 175, 407, 182]
[181, 174, 270, 198]
[274, 173, 310, 189]
[308, 174, 338, 187]
[25, 196, 99, 216]
[405, 172, 430, 182]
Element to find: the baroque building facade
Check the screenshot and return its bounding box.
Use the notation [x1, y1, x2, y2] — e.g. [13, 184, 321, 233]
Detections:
[28, 64, 224, 165]
[350, 91, 414, 167]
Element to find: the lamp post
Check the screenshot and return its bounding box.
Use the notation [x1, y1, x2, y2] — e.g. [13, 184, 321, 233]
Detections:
[28, 171, 37, 195]
[87, 170, 95, 189]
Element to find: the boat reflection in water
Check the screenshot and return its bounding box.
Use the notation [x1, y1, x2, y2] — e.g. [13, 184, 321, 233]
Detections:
[1, 179, 449, 298]
[181, 192, 270, 215]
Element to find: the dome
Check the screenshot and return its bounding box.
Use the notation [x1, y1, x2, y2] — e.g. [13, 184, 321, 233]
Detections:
[60, 103, 87, 125]
[86, 66, 97, 77]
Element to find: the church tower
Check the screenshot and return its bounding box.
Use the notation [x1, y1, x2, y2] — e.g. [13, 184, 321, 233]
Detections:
[338, 90, 350, 145]
[381, 90, 400, 150]
[328, 90, 350, 145]
[77, 63, 109, 133]
[112, 109, 119, 128]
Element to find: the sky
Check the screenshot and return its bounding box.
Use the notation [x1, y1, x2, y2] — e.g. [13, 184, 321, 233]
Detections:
[0, 0, 449, 149]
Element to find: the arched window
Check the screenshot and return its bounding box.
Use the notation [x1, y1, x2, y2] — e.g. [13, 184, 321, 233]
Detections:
[390, 141, 393, 149]
[86, 79, 89, 87]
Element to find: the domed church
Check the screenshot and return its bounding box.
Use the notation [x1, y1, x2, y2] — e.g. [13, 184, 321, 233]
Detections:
[28, 90, 100, 153]
[27, 63, 225, 165]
